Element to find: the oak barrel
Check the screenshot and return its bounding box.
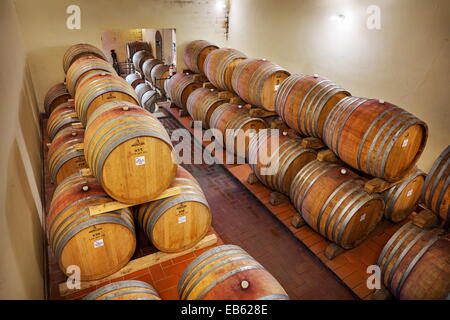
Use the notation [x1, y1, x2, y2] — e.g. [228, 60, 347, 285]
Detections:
[132, 50, 153, 73]
[84, 101, 176, 204]
[137, 166, 211, 253]
[232, 58, 290, 111]
[44, 83, 71, 114]
[84, 280, 161, 300]
[142, 58, 163, 83]
[47, 172, 136, 280]
[178, 245, 289, 300]
[204, 48, 247, 92]
[248, 130, 317, 195]
[209, 103, 267, 159]
[166, 73, 203, 109]
[186, 88, 227, 129]
[422, 145, 450, 222]
[135, 83, 153, 101]
[75, 73, 139, 125]
[47, 127, 87, 184]
[323, 97, 428, 181]
[150, 64, 170, 96]
[47, 102, 80, 141]
[290, 161, 384, 249]
[383, 169, 425, 223]
[62, 43, 107, 73]
[125, 73, 144, 89]
[377, 222, 450, 299]
[127, 41, 151, 61]
[274, 74, 350, 138]
[66, 56, 117, 96]
[183, 40, 219, 74]
[141, 90, 161, 113]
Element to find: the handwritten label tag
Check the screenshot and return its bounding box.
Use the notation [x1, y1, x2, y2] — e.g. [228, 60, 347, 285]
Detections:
[135, 156, 145, 166]
[94, 239, 104, 248]
[178, 216, 187, 224]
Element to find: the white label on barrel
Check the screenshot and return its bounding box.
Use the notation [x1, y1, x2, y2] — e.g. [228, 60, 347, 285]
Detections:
[178, 216, 186, 224]
[274, 85, 280, 91]
[135, 156, 145, 166]
[94, 239, 104, 248]
[402, 139, 409, 148]
[407, 189, 413, 197]
[360, 213, 366, 222]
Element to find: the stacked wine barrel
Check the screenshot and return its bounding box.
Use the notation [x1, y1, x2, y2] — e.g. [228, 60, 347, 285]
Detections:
[84, 280, 161, 300]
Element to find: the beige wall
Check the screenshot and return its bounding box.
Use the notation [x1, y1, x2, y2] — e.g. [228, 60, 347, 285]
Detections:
[0, 0, 45, 299]
[227, 0, 450, 171]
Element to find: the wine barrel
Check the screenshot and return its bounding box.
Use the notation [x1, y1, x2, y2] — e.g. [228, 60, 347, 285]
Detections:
[178, 245, 289, 300]
[186, 88, 227, 129]
[248, 130, 317, 195]
[166, 73, 203, 109]
[132, 50, 153, 73]
[150, 64, 170, 96]
[84, 101, 176, 204]
[137, 166, 211, 253]
[142, 58, 163, 83]
[47, 102, 80, 141]
[209, 103, 267, 159]
[127, 41, 151, 61]
[323, 97, 428, 181]
[135, 83, 153, 101]
[47, 127, 87, 184]
[125, 73, 144, 89]
[84, 280, 161, 300]
[183, 40, 219, 74]
[75, 73, 139, 125]
[275, 74, 350, 138]
[204, 48, 247, 92]
[62, 43, 107, 73]
[290, 161, 384, 249]
[47, 172, 136, 280]
[422, 146, 450, 222]
[377, 222, 449, 299]
[66, 56, 117, 96]
[44, 83, 71, 114]
[383, 169, 425, 223]
[232, 58, 290, 111]
[141, 90, 161, 113]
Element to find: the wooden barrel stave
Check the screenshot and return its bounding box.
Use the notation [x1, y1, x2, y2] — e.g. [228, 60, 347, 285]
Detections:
[183, 40, 219, 74]
[151, 64, 170, 96]
[166, 73, 203, 109]
[178, 245, 289, 300]
[135, 83, 153, 101]
[125, 73, 144, 89]
[132, 50, 153, 73]
[142, 58, 163, 83]
[84, 280, 161, 300]
[63, 43, 107, 74]
[186, 88, 227, 129]
[47, 102, 80, 141]
[44, 83, 71, 114]
[137, 166, 211, 252]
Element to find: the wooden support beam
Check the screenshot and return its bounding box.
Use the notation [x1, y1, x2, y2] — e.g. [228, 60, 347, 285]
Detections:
[218, 91, 238, 100]
[202, 82, 216, 89]
[371, 287, 393, 300]
[229, 96, 245, 105]
[58, 233, 218, 297]
[247, 172, 259, 185]
[412, 208, 439, 229]
[269, 191, 289, 206]
[178, 108, 189, 117]
[324, 243, 346, 260]
[71, 122, 84, 129]
[193, 74, 208, 82]
[249, 108, 277, 118]
[291, 213, 306, 228]
[301, 137, 325, 149]
[317, 149, 339, 163]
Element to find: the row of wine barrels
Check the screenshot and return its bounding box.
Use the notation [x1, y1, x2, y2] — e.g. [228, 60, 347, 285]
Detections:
[84, 280, 161, 300]
[248, 130, 317, 195]
[47, 102, 80, 141]
[204, 48, 247, 92]
[232, 58, 290, 111]
[63, 43, 107, 73]
[151, 64, 171, 96]
[75, 73, 139, 125]
[422, 145, 450, 222]
[125, 73, 144, 89]
[323, 97, 428, 182]
[44, 82, 71, 114]
[66, 56, 117, 96]
[209, 104, 267, 160]
[377, 222, 449, 300]
[132, 50, 153, 73]
[84, 101, 176, 204]
[137, 166, 212, 253]
[186, 88, 227, 129]
[290, 161, 384, 249]
[135, 83, 161, 113]
[183, 40, 219, 74]
[142, 58, 163, 83]
[275, 74, 350, 138]
[383, 169, 425, 223]
[47, 172, 136, 280]
[166, 73, 203, 109]
[47, 127, 87, 184]
[178, 245, 289, 300]
[126, 41, 151, 61]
